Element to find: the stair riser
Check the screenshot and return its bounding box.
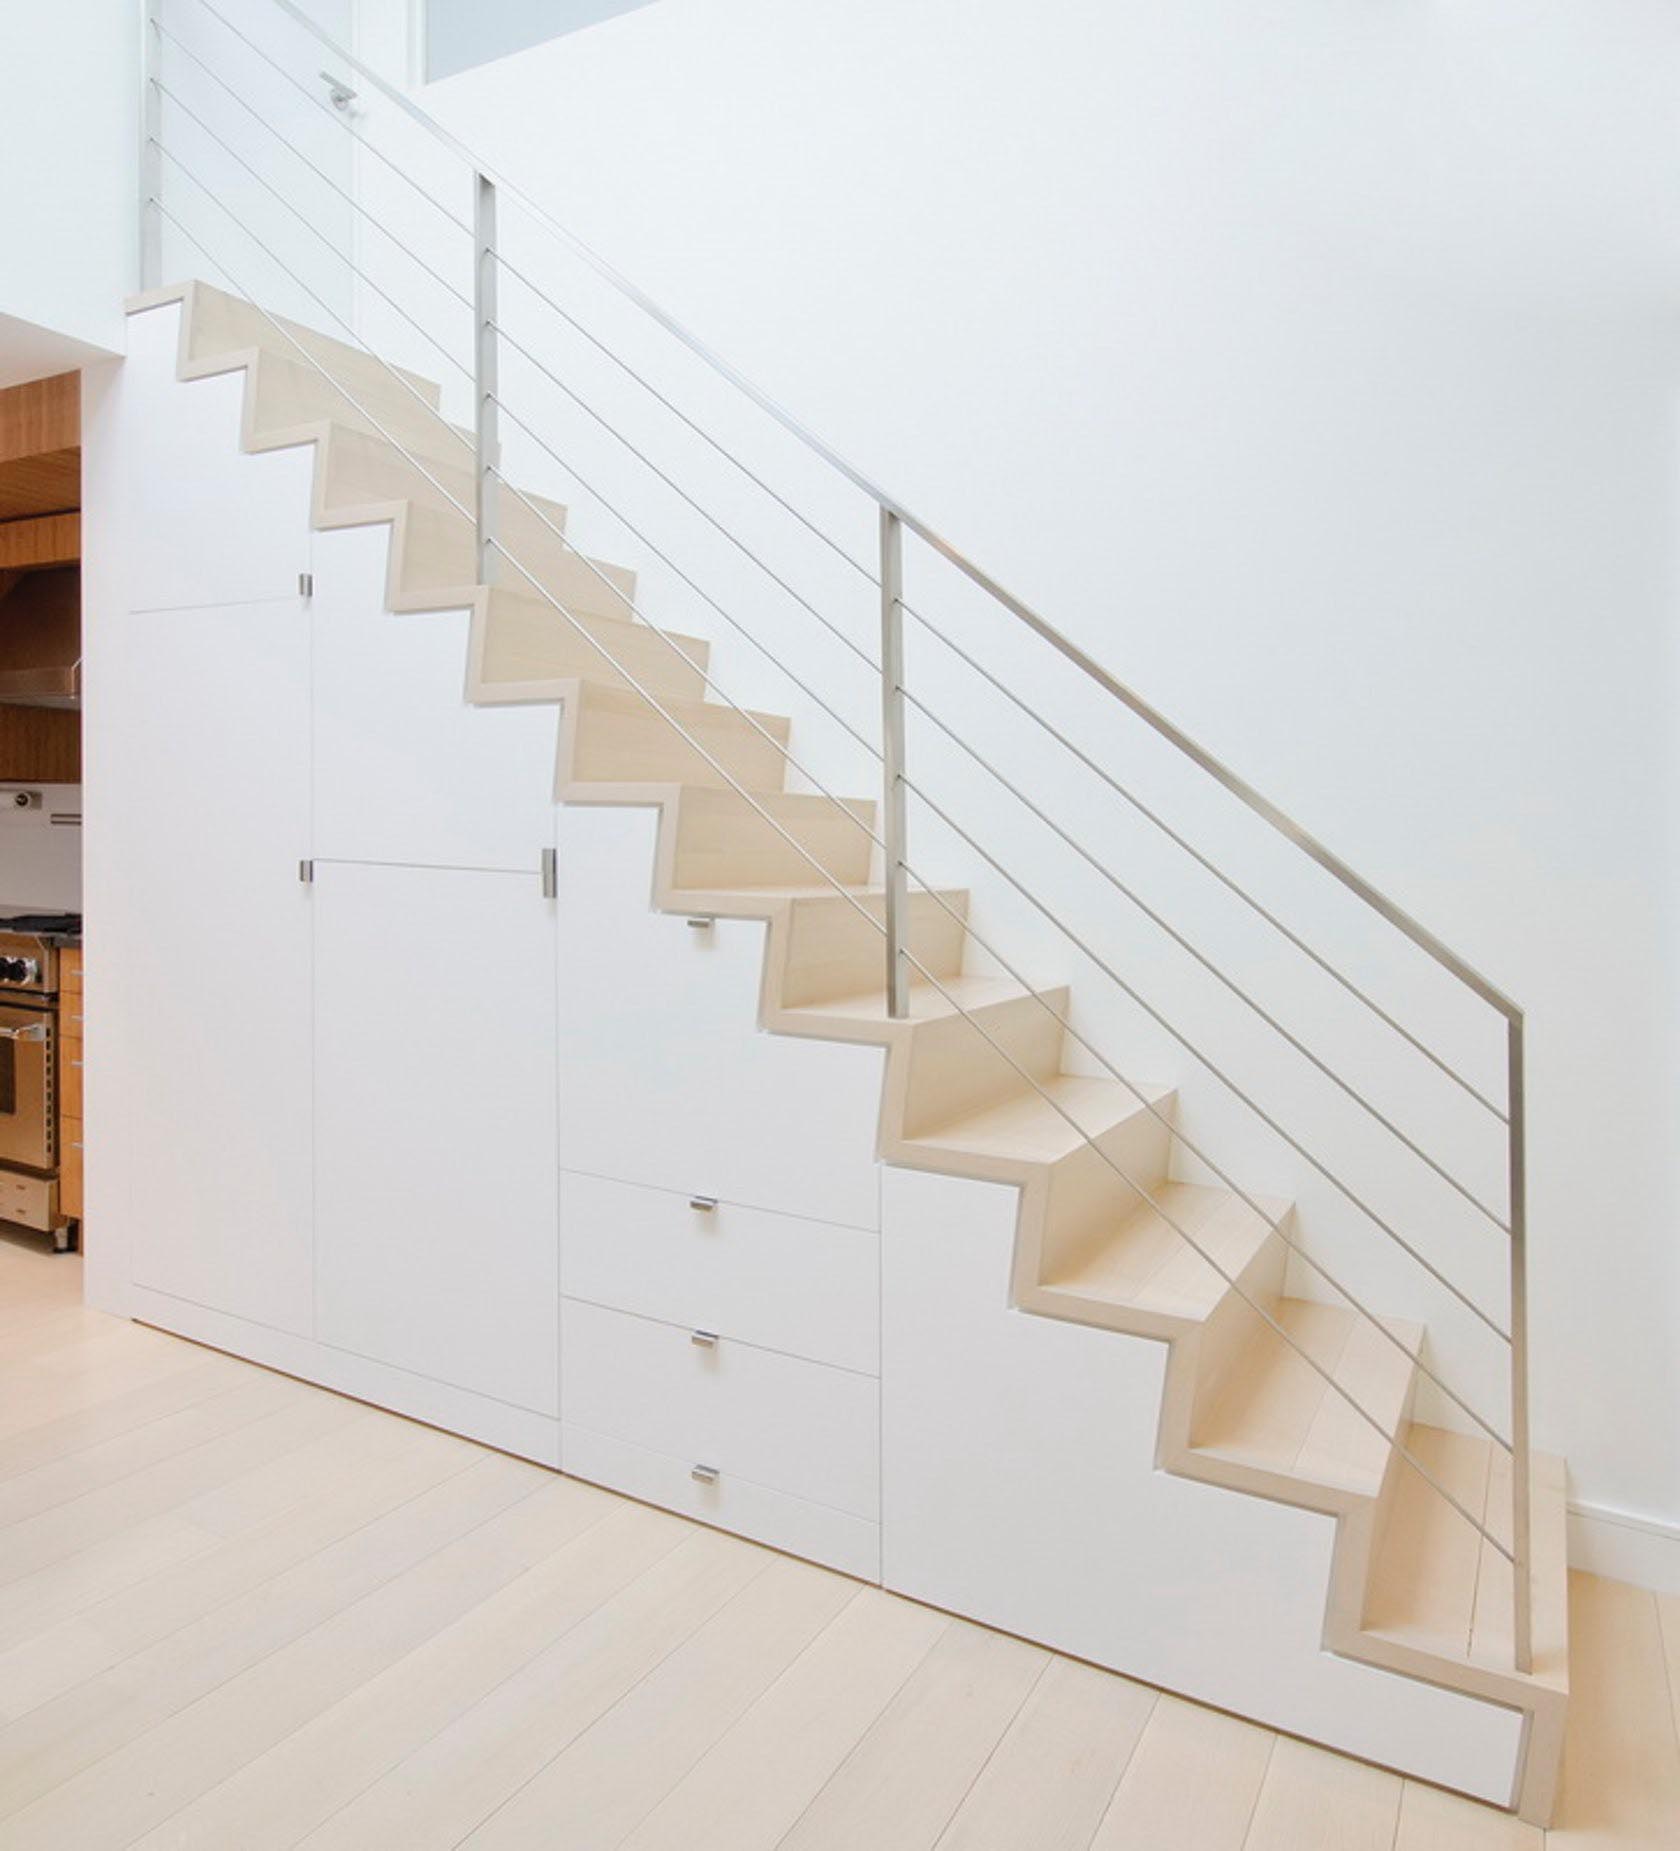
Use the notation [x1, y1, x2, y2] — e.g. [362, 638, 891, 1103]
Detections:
[185, 286, 443, 412]
[1180, 1231, 1292, 1435]
[317, 428, 569, 538]
[473, 597, 709, 703]
[243, 351, 472, 466]
[560, 693, 791, 795]
[670, 795, 876, 890]
[1039, 1106, 1177, 1258]
[897, 989, 1069, 1141]
[390, 505, 635, 624]
[779, 892, 969, 1009]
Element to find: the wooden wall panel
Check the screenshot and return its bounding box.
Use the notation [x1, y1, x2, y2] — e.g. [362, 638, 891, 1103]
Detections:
[0, 374, 80, 465]
[0, 704, 80, 781]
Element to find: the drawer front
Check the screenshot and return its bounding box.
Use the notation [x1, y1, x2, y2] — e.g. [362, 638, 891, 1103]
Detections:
[59, 1042, 83, 1121]
[562, 1424, 880, 1582]
[561, 1298, 879, 1520]
[59, 1119, 83, 1219]
[0, 1169, 57, 1231]
[59, 951, 82, 995]
[561, 1172, 878, 1376]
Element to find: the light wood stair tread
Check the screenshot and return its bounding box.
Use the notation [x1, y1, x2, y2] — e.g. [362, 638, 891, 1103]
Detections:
[1191, 1298, 1422, 1500]
[1043, 1182, 1283, 1325]
[782, 974, 1030, 1029]
[904, 1073, 1172, 1164]
[1362, 1425, 1569, 1692]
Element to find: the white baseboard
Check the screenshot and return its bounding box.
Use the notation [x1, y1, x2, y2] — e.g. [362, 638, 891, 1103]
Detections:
[1568, 1499, 1680, 1595]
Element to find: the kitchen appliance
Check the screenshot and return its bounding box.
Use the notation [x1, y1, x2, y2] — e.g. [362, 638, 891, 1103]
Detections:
[0, 919, 76, 1243]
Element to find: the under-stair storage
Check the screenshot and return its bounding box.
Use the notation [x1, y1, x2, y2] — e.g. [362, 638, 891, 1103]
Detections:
[561, 1297, 880, 1577]
[560, 1171, 879, 1376]
[88, 254, 1568, 1830]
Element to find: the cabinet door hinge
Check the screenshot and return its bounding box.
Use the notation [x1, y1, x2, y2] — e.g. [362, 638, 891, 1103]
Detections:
[540, 847, 557, 899]
[298, 572, 315, 600]
[298, 858, 315, 885]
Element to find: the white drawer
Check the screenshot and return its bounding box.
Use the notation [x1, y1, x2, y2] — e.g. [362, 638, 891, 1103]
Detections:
[561, 1172, 879, 1376]
[560, 1298, 879, 1521]
[562, 1425, 880, 1582]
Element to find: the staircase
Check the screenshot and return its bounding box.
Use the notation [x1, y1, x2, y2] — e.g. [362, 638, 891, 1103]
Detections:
[128, 276, 1569, 1822]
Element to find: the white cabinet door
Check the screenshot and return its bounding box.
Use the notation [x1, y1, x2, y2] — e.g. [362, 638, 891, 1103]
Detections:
[93, 599, 315, 1334]
[312, 860, 560, 1414]
[555, 806, 885, 1230]
[309, 553, 561, 873]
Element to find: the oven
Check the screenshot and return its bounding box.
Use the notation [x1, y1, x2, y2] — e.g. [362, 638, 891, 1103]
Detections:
[0, 994, 55, 1173]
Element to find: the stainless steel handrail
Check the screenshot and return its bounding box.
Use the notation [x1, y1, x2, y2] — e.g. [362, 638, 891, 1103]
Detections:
[155, 150, 1508, 1458]
[144, 0, 1535, 1671]
[253, 0, 1522, 1027]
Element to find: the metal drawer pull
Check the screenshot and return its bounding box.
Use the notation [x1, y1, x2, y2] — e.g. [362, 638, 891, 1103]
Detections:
[70, 1059, 84, 1069]
[690, 1464, 719, 1485]
[0, 1024, 46, 1044]
[688, 1195, 717, 1213]
[685, 916, 713, 930]
[690, 1328, 718, 1349]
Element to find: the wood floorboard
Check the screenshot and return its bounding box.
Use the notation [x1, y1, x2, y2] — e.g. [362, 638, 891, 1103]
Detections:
[0, 1266, 1674, 1849]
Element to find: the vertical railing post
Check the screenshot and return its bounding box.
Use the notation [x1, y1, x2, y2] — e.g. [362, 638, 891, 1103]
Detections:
[1508, 1013, 1533, 1674]
[140, 0, 163, 291]
[473, 171, 499, 585]
[879, 508, 909, 1018]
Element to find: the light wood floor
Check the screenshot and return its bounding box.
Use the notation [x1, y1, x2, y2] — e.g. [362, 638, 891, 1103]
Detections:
[0, 1234, 1676, 1850]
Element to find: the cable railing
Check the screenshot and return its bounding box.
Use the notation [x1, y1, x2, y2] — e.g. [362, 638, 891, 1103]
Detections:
[140, 0, 1535, 1673]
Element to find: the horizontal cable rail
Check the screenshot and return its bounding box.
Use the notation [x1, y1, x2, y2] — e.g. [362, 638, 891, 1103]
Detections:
[144, 0, 1535, 1670]
[185, 0, 1506, 1117]
[158, 200, 1507, 1554]
[146, 162, 1513, 1455]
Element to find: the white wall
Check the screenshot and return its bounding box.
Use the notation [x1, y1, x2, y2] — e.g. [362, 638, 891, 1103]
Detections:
[332, 0, 1680, 1564]
[0, 0, 137, 362]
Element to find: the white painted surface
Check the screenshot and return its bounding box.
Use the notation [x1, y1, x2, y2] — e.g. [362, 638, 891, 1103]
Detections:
[561, 1422, 880, 1581]
[123, 306, 315, 611]
[880, 1164, 1525, 1805]
[310, 525, 560, 871]
[562, 1296, 879, 1520]
[342, 0, 1680, 1556]
[561, 1169, 879, 1375]
[0, 2, 133, 358]
[92, 594, 315, 1336]
[0, 787, 83, 913]
[555, 804, 885, 1231]
[312, 859, 561, 1414]
[1567, 1501, 1680, 1600]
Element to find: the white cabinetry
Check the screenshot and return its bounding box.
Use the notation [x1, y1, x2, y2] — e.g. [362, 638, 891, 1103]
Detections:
[312, 860, 560, 1419]
[560, 1171, 878, 1375]
[554, 806, 884, 1230]
[94, 598, 315, 1335]
[561, 1298, 880, 1578]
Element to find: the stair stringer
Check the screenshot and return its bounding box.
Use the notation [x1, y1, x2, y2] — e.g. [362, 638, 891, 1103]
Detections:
[130, 281, 1567, 1823]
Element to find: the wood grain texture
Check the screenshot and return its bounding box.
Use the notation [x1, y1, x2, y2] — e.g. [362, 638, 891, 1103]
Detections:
[0, 512, 79, 570]
[1549, 1572, 1680, 1847]
[0, 1245, 1676, 1850]
[0, 374, 79, 465]
[1088, 1695, 1274, 1850]
[0, 704, 79, 781]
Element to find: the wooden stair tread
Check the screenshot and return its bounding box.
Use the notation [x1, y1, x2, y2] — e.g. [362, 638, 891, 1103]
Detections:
[1190, 1298, 1422, 1499]
[1362, 1425, 1569, 1693]
[904, 1073, 1171, 1165]
[1043, 1183, 1281, 1325]
[782, 974, 1027, 1028]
